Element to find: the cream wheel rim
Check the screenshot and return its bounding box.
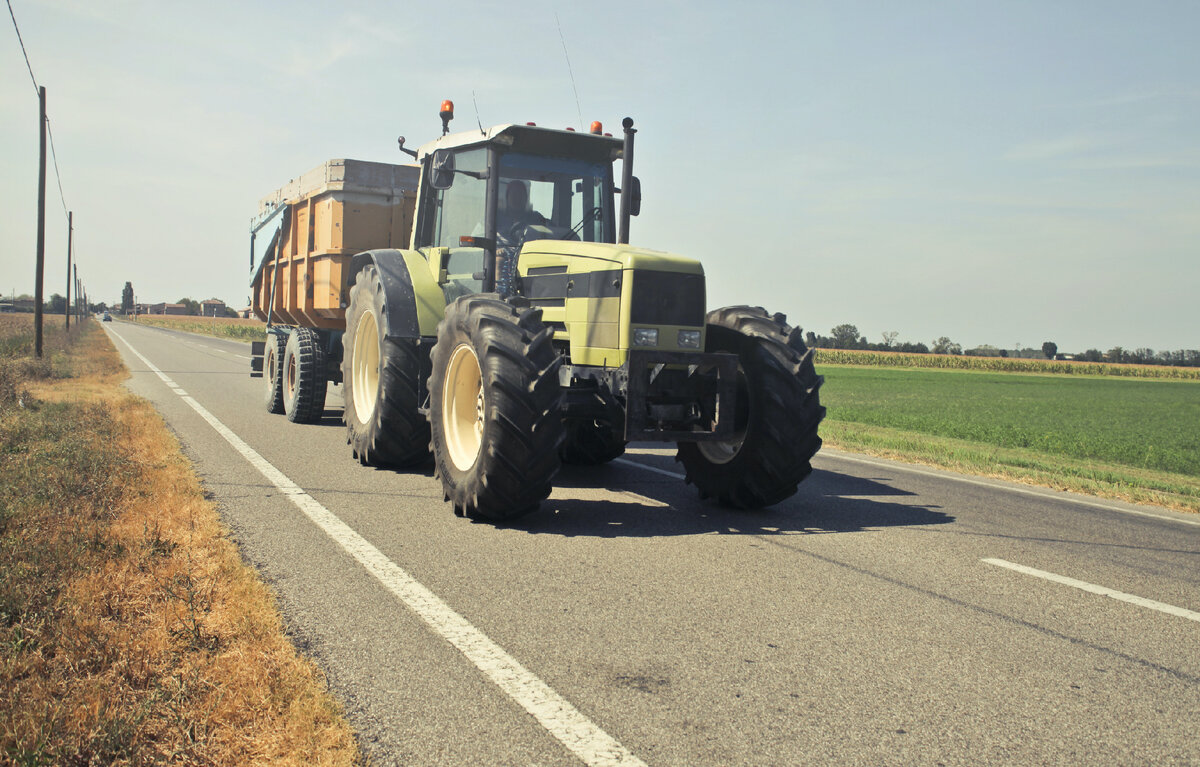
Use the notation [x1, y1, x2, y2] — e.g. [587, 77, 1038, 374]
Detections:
[351, 309, 380, 421]
[266, 345, 278, 389]
[698, 363, 747, 465]
[443, 343, 484, 471]
[697, 435, 745, 465]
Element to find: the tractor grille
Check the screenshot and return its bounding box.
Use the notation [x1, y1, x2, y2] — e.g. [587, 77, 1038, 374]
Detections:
[629, 271, 706, 327]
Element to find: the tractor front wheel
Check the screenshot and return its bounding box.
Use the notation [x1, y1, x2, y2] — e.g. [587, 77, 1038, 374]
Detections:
[676, 306, 825, 508]
[429, 295, 563, 521]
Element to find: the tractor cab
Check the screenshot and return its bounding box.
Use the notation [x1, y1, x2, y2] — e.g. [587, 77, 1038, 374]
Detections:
[406, 112, 634, 299]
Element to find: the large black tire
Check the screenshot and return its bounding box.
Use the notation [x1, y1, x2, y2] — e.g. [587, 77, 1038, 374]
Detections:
[263, 330, 287, 414]
[676, 306, 825, 508]
[429, 295, 563, 521]
[283, 327, 328, 424]
[561, 419, 626, 465]
[342, 264, 430, 467]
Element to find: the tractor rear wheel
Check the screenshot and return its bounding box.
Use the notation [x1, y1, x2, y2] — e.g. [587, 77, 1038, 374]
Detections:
[263, 330, 287, 414]
[342, 264, 430, 467]
[283, 327, 328, 423]
[676, 306, 825, 508]
[429, 295, 563, 521]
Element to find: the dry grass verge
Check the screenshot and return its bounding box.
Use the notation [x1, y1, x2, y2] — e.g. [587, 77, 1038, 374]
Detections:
[1, 317, 360, 765]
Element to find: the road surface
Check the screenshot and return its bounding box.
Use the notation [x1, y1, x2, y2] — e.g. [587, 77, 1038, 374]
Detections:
[103, 321, 1200, 766]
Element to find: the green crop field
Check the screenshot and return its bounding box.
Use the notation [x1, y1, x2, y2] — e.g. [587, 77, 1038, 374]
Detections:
[817, 365, 1200, 512]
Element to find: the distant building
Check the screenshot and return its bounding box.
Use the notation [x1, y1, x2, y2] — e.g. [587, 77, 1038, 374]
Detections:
[0, 298, 36, 313]
[149, 303, 188, 315]
[201, 299, 226, 317]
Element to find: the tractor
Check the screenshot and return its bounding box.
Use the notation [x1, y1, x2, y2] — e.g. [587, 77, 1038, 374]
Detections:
[250, 102, 824, 521]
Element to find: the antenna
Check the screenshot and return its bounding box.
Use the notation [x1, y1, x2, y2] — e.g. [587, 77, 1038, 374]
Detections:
[472, 90, 484, 134]
[555, 12, 584, 131]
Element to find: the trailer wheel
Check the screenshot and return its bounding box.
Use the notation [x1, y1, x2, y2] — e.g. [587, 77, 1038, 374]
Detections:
[561, 420, 626, 465]
[429, 295, 563, 521]
[283, 327, 328, 424]
[342, 265, 430, 467]
[263, 330, 287, 414]
[676, 306, 825, 508]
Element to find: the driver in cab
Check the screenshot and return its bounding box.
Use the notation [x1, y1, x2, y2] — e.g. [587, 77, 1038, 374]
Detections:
[499, 181, 547, 234]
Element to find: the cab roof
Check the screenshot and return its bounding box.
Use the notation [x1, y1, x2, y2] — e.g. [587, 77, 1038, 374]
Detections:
[416, 124, 623, 164]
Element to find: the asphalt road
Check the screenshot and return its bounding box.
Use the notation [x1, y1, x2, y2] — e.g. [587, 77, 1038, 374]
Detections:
[103, 320, 1200, 766]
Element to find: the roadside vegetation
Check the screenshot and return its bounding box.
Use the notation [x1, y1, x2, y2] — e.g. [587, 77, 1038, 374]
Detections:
[0, 315, 358, 765]
[815, 348, 1200, 380]
[819, 364, 1200, 513]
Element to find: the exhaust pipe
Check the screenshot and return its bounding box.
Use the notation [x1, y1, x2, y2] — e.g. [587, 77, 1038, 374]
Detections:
[618, 117, 636, 244]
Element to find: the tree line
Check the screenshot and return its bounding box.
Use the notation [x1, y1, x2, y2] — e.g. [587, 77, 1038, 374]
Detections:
[803, 324, 1200, 368]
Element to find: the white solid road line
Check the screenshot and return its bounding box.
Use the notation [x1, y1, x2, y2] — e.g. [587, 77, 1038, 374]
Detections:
[106, 327, 647, 767]
[821, 450, 1200, 528]
[983, 558, 1200, 623]
[617, 451, 1198, 530]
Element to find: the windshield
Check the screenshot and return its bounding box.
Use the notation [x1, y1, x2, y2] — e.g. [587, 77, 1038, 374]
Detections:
[497, 152, 614, 244]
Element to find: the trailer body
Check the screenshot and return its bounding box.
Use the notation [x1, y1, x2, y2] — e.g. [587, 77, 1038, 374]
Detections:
[250, 159, 419, 329]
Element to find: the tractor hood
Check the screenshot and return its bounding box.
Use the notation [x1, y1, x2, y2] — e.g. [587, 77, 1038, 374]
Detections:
[518, 240, 704, 276]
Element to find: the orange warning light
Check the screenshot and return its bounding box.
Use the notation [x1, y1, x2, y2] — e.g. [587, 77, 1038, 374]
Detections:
[440, 100, 454, 135]
[590, 121, 603, 135]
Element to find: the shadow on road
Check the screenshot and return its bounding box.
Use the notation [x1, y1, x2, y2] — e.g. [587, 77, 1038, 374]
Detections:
[508, 463, 953, 539]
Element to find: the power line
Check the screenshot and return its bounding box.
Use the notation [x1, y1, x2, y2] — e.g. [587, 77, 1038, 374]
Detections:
[6, 0, 38, 95]
[45, 121, 68, 217]
[7, 0, 70, 220]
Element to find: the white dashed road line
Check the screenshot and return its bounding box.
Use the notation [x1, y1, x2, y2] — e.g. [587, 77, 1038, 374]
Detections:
[983, 558, 1200, 623]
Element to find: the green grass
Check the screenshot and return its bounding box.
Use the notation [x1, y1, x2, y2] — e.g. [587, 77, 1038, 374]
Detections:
[818, 365, 1200, 511]
[815, 348, 1200, 379]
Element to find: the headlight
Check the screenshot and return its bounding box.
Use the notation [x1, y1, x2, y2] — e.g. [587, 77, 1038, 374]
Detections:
[632, 328, 658, 347]
[677, 330, 702, 348]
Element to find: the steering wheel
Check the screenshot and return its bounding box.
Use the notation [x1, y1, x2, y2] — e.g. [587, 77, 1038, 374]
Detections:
[497, 221, 529, 249]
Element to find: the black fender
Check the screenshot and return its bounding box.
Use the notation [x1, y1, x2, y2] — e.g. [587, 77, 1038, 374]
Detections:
[348, 249, 422, 340]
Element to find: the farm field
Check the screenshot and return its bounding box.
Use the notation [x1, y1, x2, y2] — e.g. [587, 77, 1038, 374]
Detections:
[819, 364, 1200, 512]
[122, 313, 266, 342]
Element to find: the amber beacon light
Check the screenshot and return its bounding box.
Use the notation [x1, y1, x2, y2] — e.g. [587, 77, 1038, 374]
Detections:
[440, 100, 454, 134]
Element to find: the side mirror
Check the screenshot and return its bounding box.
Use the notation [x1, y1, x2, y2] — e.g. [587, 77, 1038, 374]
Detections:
[629, 176, 642, 217]
[430, 149, 456, 190]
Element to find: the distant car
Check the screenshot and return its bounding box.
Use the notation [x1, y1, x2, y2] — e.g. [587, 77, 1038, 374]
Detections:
[102, 312, 112, 322]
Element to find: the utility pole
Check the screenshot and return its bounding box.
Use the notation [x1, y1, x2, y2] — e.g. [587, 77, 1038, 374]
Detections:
[65, 211, 73, 329]
[34, 87, 46, 357]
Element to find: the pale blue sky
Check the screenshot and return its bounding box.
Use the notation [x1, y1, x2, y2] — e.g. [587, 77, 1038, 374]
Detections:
[3, 0, 1197, 352]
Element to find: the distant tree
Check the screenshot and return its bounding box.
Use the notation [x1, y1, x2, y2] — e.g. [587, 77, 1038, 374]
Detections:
[1042, 341, 1057, 360]
[1079, 349, 1103, 363]
[881, 331, 899, 348]
[931, 336, 962, 355]
[47, 293, 66, 313]
[1106, 347, 1126, 364]
[830, 324, 860, 349]
[122, 282, 134, 313]
[999, 349, 1008, 358]
[177, 298, 201, 316]
[223, 307, 240, 318]
[965, 344, 1000, 357]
